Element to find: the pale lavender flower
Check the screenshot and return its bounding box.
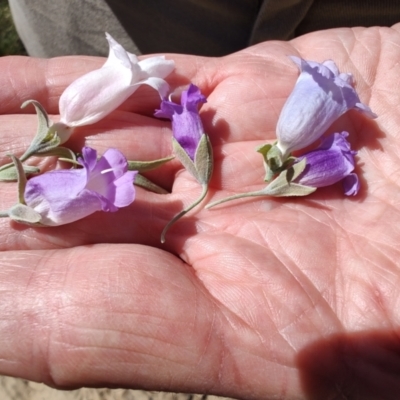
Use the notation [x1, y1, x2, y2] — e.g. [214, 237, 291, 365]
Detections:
[53, 33, 175, 143]
[295, 131, 359, 195]
[154, 83, 206, 160]
[276, 56, 376, 157]
[24, 147, 136, 226]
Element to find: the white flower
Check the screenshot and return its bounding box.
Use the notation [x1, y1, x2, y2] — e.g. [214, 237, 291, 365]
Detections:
[53, 33, 175, 143]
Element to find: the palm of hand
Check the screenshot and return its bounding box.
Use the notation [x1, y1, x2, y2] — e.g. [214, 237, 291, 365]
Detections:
[0, 26, 399, 400]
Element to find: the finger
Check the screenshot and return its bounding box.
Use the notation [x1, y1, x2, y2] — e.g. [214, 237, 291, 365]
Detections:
[0, 244, 234, 396]
[0, 56, 103, 114]
[0, 54, 206, 116]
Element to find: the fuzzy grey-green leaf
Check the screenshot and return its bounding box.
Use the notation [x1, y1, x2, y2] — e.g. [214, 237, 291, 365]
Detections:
[264, 167, 316, 197]
[194, 134, 213, 184]
[9, 155, 28, 204]
[0, 164, 40, 181]
[286, 158, 307, 182]
[265, 182, 316, 197]
[256, 142, 287, 181]
[128, 155, 174, 172]
[256, 143, 273, 158]
[8, 204, 42, 225]
[134, 174, 169, 194]
[172, 137, 199, 181]
[34, 146, 76, 161]
[21, 100, 54, 146]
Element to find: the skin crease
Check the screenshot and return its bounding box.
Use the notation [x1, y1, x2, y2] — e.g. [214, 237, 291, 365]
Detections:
[0, 24, 399, 400]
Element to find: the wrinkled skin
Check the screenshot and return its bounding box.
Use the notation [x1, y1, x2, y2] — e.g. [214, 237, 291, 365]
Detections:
[0, 25, 399, 400]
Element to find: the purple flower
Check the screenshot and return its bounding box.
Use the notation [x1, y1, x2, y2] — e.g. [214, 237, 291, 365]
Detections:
[154, 84, 206, 160]
[294, 131, 359, 195]
[24, 147, 136, 226]
[276, 56, 377, 157]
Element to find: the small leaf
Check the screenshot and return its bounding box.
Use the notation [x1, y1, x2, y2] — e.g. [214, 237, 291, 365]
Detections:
[134, 174, 169, 194]
[265, 182, 316, 197]
[8, 204, 42, 225]
[172, 137, 199, 181]
[17, 100, 62, 163]
[266, 144, 282, 162]
[9, 155, 28, 204]
[21, 100, 57, 147]
[31, 134, 62, 155]
[286, 158, 307, 182]
[256, 143, 273, 158]
[264, 167, 276, 183]
[194, 134, 213, 184]
[21, 100, 50, 136]
[264, 167, 316, 197]
[0, 164, 40, 181]
[256, 142, 287, 182]
[34, 146, 77, 161]
[128, 155, 174, 172]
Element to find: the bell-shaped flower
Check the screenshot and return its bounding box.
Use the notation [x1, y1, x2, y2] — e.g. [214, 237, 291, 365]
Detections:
[24, 147, 137, 226]
[276, 56, 377, 158]
[154, 83, 207, 160]
[154, 84, 213, 243]
[294, 131, 359, 195]
[53, 33, 175, 143]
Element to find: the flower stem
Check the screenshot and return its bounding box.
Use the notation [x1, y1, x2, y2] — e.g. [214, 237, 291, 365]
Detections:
[206, 189, 268, 209]
[161, 184, 208, 243]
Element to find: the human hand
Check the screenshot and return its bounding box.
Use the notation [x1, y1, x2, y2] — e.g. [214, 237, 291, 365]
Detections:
[0, 25, 398, 399]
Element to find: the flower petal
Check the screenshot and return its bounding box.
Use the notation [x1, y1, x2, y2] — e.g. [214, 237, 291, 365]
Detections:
[134, 76, 171, 99]
[276, 57, 376, 156]
[59, 34, 175, 128]
[24, 146, 136, 225]
[113, 171, 137, 207]
[59, 63, 135, 127]
[155, 84, 207, 160]
[138, 56, 175, 80]
[343, 173, 360, 196]
[181, 84, 207, 111]
[25, 168, 87, 203]
[32, 190, 103, 226]
[24, 168, 102, 226]
[172, 109, 204, 160]
[154, 99, 182, 119]
[295, 131, 359, 194]
[98, 147, 129, 178]
[85, 148, 131, 203]
[104, 32, 134, 69]
[81, 146, 98, 172]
